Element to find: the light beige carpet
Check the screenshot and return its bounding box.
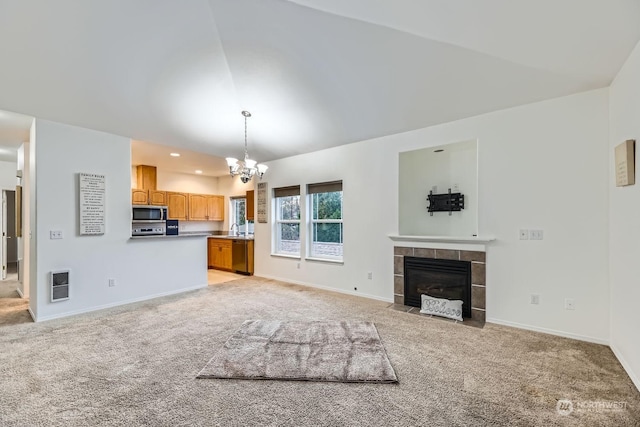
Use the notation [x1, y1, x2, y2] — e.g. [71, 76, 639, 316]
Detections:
[197, 320, 398, 383]
[0, 277, 638, 426]
[0, 277, 31, 327]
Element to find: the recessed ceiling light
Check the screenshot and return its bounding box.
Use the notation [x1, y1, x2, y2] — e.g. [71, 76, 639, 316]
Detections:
[170, 152, 180, 157]
[195, 170, 203, 174]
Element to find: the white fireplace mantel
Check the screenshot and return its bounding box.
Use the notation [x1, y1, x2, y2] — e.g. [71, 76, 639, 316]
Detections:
[388, 234, 495, 244]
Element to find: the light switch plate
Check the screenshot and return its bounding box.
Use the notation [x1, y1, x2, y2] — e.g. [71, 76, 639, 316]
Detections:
[530, 230, 544, 240]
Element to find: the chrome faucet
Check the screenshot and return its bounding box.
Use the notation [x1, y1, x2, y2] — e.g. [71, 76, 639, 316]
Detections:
[230, 223, 239, 236]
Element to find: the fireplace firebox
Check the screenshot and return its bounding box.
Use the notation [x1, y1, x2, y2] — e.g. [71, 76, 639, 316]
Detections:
[404, 257, 472, 318]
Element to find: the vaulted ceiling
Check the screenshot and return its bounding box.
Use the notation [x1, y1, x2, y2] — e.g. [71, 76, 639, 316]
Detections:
[0, 0, 638, 168]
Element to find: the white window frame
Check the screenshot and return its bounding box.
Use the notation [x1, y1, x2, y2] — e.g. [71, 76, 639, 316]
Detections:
[273, 187, 301, 257]
[307, 181, 343, 262]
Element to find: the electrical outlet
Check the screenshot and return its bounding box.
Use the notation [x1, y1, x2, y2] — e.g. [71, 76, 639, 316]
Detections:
[108, 278, 116, 287]
[530, 294, 540, 305]
[453, 183, 459, 192]
[367, 272, 372, 280]
[564, 298, 575, 310]
[519, 229, 529, 240]
[49, 230, 63, 239]
[530, 230, 544, 240]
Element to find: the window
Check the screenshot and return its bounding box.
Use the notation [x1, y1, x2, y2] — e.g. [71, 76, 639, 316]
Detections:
[230, 197, 254, 235]
[273, 186, 301, 256]
[308, 181, 343, 260]
[231, 197, 246, 227]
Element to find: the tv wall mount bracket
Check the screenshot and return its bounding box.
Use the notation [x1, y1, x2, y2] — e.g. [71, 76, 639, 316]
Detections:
[427, 189, 464, 216]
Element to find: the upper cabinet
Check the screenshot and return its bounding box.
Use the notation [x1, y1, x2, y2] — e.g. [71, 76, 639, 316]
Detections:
[188, 194, 208, 220]
[189, 194, 224, 221]
[246, 190, 255, 221]
[208, 195, 224, 221]
[148, 190, 167, 206]
[131, 165, 223, 221]
[132, 189, 148, 205]
[136, 165, 157, 190]
[167, 192, 188, 220]
[132, 189, 167, 206]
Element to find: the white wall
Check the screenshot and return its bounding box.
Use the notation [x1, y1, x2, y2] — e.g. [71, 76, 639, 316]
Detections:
[399, 140, 477, 236]
[0, 160, 18, 273]
[255, 89, 610, 344]
[32, 119, 207, 321]
[28, 124, 36, 313]
[0, 160, 17, 190]
[16, 146, 25, 285]
[609, 40, 640, 390]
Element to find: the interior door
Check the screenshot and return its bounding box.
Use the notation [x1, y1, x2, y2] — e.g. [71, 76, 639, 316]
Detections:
[2, 191, 6, 280]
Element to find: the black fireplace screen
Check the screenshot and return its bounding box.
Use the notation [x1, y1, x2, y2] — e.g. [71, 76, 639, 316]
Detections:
[404, 257, 472, 318]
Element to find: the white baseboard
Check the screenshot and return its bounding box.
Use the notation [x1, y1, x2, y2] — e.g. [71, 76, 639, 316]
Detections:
[28, 306, 36, 322]
[33, 284, 208, 322]
[16, 287, 24, 298]
[258, 274, 393, 304]
[610, 343, 640, 393]
[486, 317, 609, 345]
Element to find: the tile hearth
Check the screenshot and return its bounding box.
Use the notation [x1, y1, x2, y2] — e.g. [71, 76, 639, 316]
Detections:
[393, 246, 486, 328]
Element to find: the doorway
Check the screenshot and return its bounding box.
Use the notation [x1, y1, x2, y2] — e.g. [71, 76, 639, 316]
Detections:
[3, 190, 18, 279]
[0, 189, 29, 325]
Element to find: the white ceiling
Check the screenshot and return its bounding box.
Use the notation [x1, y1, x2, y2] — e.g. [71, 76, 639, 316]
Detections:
[131, 140, 229, 177]
[0, 0, 638, 174]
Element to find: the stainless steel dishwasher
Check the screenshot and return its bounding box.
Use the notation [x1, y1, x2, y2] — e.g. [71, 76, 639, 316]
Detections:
[232, 239, 249, 274]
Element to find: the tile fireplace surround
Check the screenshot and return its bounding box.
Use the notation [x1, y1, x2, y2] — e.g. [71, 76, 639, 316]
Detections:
[393, 246, 487, 327]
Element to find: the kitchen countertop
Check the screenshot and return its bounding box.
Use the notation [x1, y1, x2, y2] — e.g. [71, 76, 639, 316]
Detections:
[208, 235, 254, 240]
[129, 233, 210, 240]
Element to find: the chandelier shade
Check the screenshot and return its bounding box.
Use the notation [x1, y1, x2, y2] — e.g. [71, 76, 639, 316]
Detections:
[226, 111, 268, 183]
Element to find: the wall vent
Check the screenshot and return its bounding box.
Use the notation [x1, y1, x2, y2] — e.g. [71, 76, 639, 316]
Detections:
[50, 270, 70, 302]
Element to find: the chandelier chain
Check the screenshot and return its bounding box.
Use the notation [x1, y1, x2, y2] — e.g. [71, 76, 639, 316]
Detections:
[244, 113, 249, 160]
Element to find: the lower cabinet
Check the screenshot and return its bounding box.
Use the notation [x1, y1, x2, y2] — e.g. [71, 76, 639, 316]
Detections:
[208, 239, 232, 270]
[208, 238, 254, 274]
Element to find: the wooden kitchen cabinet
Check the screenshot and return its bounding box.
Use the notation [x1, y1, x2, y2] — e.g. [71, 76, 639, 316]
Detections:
[148, 190, 167, 206]
[208, 239, 232, 270]
[247, 239, 254, 274]
[189, 194, 224, 221]
[189, 194, 208, 220]
[136, 165, 157, 190]
[166, 192, 188, 220]
[131, 189, 148, 205]
[246, 190, 255, 221]
[208, 195, 224, 221]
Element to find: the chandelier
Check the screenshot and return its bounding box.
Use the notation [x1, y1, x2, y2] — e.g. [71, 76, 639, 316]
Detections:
[225, 111, 268, 183]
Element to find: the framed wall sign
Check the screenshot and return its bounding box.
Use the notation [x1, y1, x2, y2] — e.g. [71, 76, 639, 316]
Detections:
[79, 173, 106, 235]
[257, 182, 268, 223]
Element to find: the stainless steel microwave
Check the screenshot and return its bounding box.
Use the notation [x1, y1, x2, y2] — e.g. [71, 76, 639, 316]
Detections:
[132, 205, 167, 222]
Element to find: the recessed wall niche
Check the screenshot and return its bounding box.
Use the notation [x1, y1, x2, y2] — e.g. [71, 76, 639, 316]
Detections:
[399, 140, 478, 236]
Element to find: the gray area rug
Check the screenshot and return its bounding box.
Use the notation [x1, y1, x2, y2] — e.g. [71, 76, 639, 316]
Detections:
[197, 320, 398, 383]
